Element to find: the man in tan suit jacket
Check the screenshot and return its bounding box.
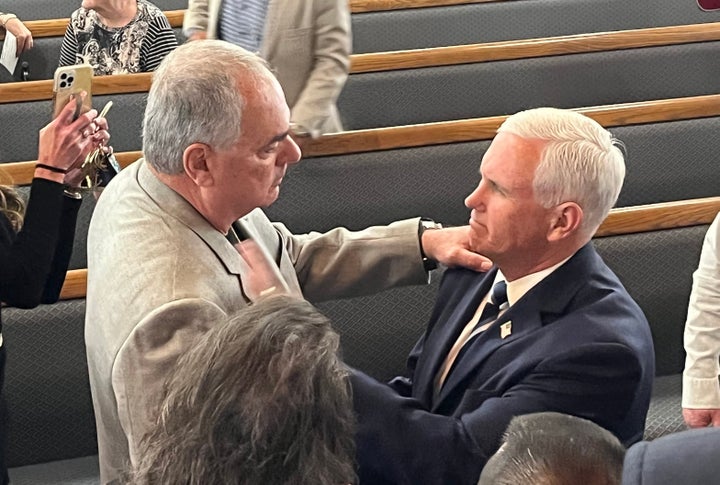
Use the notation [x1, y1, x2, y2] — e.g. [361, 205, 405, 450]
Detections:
[183, 0, 350, 137]
[85, 40, 489, 484]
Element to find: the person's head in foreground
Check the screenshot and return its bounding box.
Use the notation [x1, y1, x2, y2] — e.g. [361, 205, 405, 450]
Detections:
[478, 412, 625, 485]
[130, 296, 356, 485]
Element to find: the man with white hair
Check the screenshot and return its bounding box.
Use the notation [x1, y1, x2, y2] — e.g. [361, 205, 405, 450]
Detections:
[84, 40, 488, 484]
[351, 107, 655, 485]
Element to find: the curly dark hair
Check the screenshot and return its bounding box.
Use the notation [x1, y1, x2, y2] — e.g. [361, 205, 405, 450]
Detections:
[0, 183, 25, 232]
[130, 296, 356, 485]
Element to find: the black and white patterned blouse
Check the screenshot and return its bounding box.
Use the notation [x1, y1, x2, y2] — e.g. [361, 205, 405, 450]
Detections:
[59, 0, 178, 75]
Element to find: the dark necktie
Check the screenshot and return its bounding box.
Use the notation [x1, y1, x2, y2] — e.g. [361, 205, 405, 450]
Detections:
[474, 280, 508, 331]
[440, 280, 508, 388]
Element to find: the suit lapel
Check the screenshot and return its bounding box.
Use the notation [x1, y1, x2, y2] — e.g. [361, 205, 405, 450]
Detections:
[434, 303, 543, 407]
[241, 210, 303, 297]
[413, 269, 497, 405]
[137, 160, 244, 276]
[433, 247, 594, 409]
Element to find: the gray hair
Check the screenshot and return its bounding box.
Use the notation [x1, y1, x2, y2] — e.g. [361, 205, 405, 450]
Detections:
[478, 412, 625, 485]
[142, 40, 274, 174]
[130, 296, 356, 485]
[498, 108, 626, 235]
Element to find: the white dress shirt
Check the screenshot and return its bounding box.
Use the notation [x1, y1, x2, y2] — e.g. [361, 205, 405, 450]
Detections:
[683, 213, 720, 408]
[436, 257, 571, 390]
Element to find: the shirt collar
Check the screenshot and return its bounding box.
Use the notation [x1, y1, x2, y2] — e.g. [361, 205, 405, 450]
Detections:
[495, 255, 573, 307]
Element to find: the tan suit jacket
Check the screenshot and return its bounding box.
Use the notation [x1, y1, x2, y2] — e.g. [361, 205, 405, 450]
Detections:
[183, 0, 351, 135]
[85, 160, 426, 484]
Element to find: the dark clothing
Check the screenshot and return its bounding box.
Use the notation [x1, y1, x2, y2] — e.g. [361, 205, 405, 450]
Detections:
[352, 244, 655, 485]
[0, 178, 81, 483]
[623, 427, 720, 484]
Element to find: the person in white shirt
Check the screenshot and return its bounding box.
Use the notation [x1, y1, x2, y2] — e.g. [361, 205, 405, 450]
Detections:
[683, 212, 720, 428]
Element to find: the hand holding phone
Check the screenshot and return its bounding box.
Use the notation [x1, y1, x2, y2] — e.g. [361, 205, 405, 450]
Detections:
[52, 64, 93, 119]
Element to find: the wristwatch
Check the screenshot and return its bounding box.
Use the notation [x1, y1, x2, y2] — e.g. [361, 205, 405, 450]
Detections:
[418, 218, 443, 271]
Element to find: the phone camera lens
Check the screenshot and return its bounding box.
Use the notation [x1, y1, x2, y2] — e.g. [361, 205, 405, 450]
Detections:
[60, 81, 67, 88]
[67, 76, 75, 84]
[60, 73, 67, 80]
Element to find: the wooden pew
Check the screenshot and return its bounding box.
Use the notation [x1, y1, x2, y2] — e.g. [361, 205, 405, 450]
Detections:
[351, 22, 720, 73]
[0, 11, 186, 40]
[3, 92, 720, 184]
[3, 22, 719, 99]
[0, 1, 505, 40]
[3, 22, 720, 133]
[53, 196, 720, 301]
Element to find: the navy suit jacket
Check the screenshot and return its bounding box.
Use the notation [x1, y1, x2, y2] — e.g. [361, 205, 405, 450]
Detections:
[352, 244, 655, 485]
[622, 428, 720, 484]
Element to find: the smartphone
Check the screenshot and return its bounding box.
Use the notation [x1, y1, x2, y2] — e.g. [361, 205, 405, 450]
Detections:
[52, 64, 93, 119]
[698, 0, 720, 11]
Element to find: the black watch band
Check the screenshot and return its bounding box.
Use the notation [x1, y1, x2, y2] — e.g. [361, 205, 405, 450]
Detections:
[418, 218, 442, 271]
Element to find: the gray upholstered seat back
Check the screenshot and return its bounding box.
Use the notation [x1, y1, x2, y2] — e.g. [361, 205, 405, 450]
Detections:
[339, 42, 720, 130]
[611, 118, 720, 207]
[16, 37, 63, 82]
[2, 300, 96, 468]
[0, 92, 147, 163]
[8, 28, 185, 82]
[14, 116, 720, 271]
[594, 226, 708, 377]
[353, 0, 720, 53]
[267, 117, 720, 232]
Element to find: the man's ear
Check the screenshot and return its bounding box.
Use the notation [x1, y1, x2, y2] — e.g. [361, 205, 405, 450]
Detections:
[183, 143, 214, 187]
[547, 202, 583, 241]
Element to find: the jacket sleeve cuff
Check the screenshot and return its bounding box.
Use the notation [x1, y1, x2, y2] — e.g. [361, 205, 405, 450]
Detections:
[682, 373, 720, 408]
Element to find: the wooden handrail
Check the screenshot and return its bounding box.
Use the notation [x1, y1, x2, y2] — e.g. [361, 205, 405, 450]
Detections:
[0, 10, 186, 40]
[308, 93, 720, 157]
[595, 197, 720, 237]
[56, 196, 720, 300]
[59, 268, 89, 300]
[0, 72, 151, 104]
[2, 22, 718, 99]
[3, 93, 720, 184]
[0, 2, 508, 40]
[351, 22, 720, 73]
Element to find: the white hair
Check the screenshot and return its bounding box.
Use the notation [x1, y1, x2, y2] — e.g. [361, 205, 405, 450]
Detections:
[498, 107, 626, 235]
[142, 40, 275, 174]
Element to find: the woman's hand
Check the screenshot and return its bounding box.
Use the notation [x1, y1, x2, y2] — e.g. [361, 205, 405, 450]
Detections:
[35, 95, 110, 183]
[3, 17, 33, 54]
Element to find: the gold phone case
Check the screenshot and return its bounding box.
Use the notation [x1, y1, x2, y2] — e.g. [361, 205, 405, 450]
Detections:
[52, 64, 93, 119]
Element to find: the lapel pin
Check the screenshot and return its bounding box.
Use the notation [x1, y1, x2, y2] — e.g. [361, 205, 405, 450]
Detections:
[500, 321, 512, 339]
